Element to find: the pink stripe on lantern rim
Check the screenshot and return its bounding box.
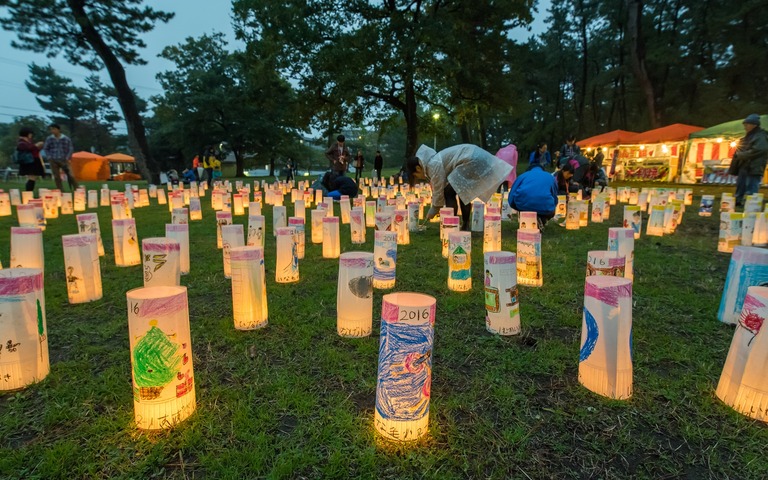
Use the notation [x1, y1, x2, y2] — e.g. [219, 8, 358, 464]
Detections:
[381, 293, 437, 324]
[0, 269, 43, 295]
[11, 227, 42, 235]
[323, 217, 339, 223]
[16, 204, 34, 211]
[166, 224, 188, 233]
[484, 214, 501, 222]
[608, 228, 634, 240]
[288, 217, 305, 226]
[584, 276, 632, 307]
[230, 246, 264, 261]
[113, 219, 135, 227]
[486, 207, 501, 215]
[443, 216, 460, 226]
[76, 213, 97, 222]
[486, 252, 516, 264]
[375, 231, 397, 242]
[143, 239, 181, 252]
[62, 234, 96, 247]
[743, 287, 768, 313]
[216, 212, 232, 220]
[350, 211, 363, 221]
[340, 252, 373, 268]
[29, 199, 42, 206]
[517, 231, 541, 242]
[130, 288, 188, 318]
[276, 227, 296, 236]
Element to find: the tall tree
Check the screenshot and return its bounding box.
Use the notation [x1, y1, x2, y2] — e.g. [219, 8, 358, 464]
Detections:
[0, 0, 173, 180]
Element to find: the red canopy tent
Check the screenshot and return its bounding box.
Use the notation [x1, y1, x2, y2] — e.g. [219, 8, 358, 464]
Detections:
[577, 130, 639, 148]
[630, 123, 703, 144]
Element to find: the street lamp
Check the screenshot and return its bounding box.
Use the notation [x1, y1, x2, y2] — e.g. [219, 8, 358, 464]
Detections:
[432, 112, 440, 150]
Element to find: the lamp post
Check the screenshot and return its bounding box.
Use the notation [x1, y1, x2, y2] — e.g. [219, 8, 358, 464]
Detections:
[432, 112, 440, 150]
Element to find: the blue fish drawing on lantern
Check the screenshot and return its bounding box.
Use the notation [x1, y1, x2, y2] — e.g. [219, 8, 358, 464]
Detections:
[374, 248, 397, 281]
[375, 320, 433, 423]
[718, 262, 768, 322]
[579, 307, 599, 362]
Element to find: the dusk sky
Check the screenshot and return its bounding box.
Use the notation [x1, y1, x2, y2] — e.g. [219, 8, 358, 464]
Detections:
[0, 1, 548, 134]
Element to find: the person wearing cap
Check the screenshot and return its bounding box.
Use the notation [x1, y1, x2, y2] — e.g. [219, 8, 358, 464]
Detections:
[728, 114, 768, 206]
[325, 134, 351, 174]
[406, 144, 513, 230]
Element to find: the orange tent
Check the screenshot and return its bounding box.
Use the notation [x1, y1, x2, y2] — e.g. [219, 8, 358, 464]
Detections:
[577, 130, 639, 148]
[70, 151, 109, 181]
[104, 152, 135, 162]
[630, 123, 703, 144]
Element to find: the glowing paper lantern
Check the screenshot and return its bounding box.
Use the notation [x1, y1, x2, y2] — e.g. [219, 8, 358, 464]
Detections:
[519, 211, 537, 230]
[127, 286, 195, 430]
[517, 229, 542, 287]
[579, 276, 633, 399]
[0, 268, 49, 391]
[394, 209, 410, 245]
[21, 191, 33, 205]
[374, 292, 436, 442]
[340, 196, 351, 224]
[87, 190, 98, 209]
[288, 217, 306, 259]
[375, 211, 393, 231]
[294, 199, 306, 221]
[275, 226, 299, 283]
[644, 205, 664, 237]
[9, 227, 43, 272]
[111, 199, 128, 220]
[172, 208, 188, 225]
[483, 214, 501, 252]
[249, 201, 262, 216]
[233, 193, 245, 216]
[43, 194, 58, 219]
[350, 208, 366, 244]
[142, 238, 181, 287]
[623, 206, 642, 239]
[28, 199, 45, 230]
[189, 197, 202, 221]
[718, 247, 768, 324]
[221, 224, 245, 279]
[716, 286, 768, 421]
[719, 213, 744, 253]
[373, 231, 397, 289]
[484, 252, 520, 335]
[215, 211, 232, 249]
[247, 214, 266, 247]
[9, 189, 21, 206]
[0, 193, 10, 216]
[753, 213, 768, 247]
[441, 215, 460, 258]
[322, 217, 341, 259]
[156, 189, 167, 206]
[62, 234, 102, 303]
[74, 189, 86, 211]
[407, 202, 420, 232]
[76, 213, 105, 256]
[113, 218, 141, 267]
[470, 200, 485, 232]
[448, 231, 472, 292]
[721, 193, 734, 213]
[273, 205, 287, 237]
[165, 224, 190, 275]
[592, 196, 606, 223]
[230, 246, 268, 330]
[16, 204, 37, 228]
[566, 201, 580, 230]
[311, 209, 324, 244]
[337, 252, 374, 337]
[365, 201, 376, 227]
[586, 250, 625, 277]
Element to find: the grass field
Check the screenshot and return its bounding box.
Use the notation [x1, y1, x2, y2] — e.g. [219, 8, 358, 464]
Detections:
[0, 176, 766, 479]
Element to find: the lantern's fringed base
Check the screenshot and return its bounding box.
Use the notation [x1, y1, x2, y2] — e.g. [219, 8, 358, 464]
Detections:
[133, 390, 197, 430]
[578, 363, 633, 400]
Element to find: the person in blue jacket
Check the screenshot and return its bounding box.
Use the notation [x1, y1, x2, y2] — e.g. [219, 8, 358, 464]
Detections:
[528, 143, 552, 169]
[508, 163, 558, 230]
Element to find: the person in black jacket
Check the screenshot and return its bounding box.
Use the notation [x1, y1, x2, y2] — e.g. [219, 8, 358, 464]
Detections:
[373, 150, 383, 181]
[729, 114, 768, 206]
[321, 171, 358, 199]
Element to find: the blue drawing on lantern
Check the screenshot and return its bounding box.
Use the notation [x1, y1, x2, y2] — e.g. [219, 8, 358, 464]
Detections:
[374, 248, 397, 281]
[629, 327, 633, 361]
[376, 321, 432, 422]
[579, 307, 599, 362]
[718, 263, 768, 321]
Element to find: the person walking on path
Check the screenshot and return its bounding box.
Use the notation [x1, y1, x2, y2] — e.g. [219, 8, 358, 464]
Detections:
[42, 123, 77, 191]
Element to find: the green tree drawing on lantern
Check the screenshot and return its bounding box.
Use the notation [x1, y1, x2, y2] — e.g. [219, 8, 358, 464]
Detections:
[133, 320, 182, 400]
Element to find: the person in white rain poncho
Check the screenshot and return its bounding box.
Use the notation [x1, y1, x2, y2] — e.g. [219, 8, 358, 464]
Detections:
[407, 144, 513, 230]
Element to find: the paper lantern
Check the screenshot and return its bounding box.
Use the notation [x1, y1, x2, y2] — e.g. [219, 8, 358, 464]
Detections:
[373, 231, 397, 289]
[519, 211, 537, 230]
[21, 191, 33, 205]
[230, 246, 268, 330]
[394, 209, 410, 245]
[407, 202, 420, 232]
[165, 224, 190, 275]
[592, 196, 606, 223]
[127, 286, 195, 430]
[565, 200, 580, 230]
[448, 231, 472, 292]
[586, 250, 625, 277]
[605, 228, 634, 280]
[374, 292, 436, 442]
[440, 215, 460, 258]
[113, 218, 141, 267]
[233, 194, 245, 216]
[275, 226, 300, 283]
[62, 234, 102, 303]
[576, 200, 589, 227]
[753, 213, 768, 247]
[340, 196, 351, 224]
[516, 229, 542, 287]
[623, 206, 642, 239]
[288, 217, 306, 259]
[0, 268, 49, 391]
[337, 252, 374, 337]
[350, 208, 366, 244]
[74, 189, 86, 211]
[483, 214, 501, 253]
[221, 224, 245, 279]
[9, 189, 21, 206]
[16, 204, 37, 228]
[247, 214, 266, 247]
[9, 227, 44, 272]
[28, 199, 46, 230]
[0, 193, 10, 216]
[718, 247, 768, 324]
[294, 199, 306, 221]
[322, 217, 341, 259]
[375, 211, 393, 231]
[716, 286, 768, 421]
[437, 207, 453, 223]
[484, 252, 520, 335]
[579, 276, 633, 399]
[721, 194, 734, 213]
[365, 201, 377, 227]
[111, 198, 129, 220]
[249, 201, 262, 216]
[85, 190, 97, 209]
[215, 211, 232, 249]
[172, 208, 188, 225]
[719, 213, 744, 253]
[310, 209, 325, 244]
[76, 213, 105, 256]
[142, 238, 181, 287]
[470, 200, 485, 232]
[187, 197, 202, 221]
[273, 205, 287, 237]
[43, 194, 58, 219]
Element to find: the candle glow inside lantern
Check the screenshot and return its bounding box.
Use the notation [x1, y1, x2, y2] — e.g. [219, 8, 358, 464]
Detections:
[373, 231, 397, 289]
[718, 247, 768, 325]
[394, 209, 410, 245]
[62, 233, 102, 303]
[441, 215, 460, 258]
[77, 213, 105, 256]
[273, 205, 287, 237]
[340, 196, 351, 224]
[74, 189, 86, 211]
[586, 250, 625, 277]
[579, 275, 633, 400]
[623, 206, 642, 239]
[337, 252, 374, 337]
[483, 214, 501, 253]
[470, 200, 485, 232]
[113, 218, 141, 267]
[519, 211, 537, 230]
[516, 229, 542, 287]
[275, 226, 299, 283]
[565, 200, 579, 230]
[375, 211, 393, 231]
[0, 192, 10, 216]
[716, 286, 768, 422]
[448, 231, 472, 292]
[311, 209, 324, 244]
[127, 286, 195, 430]
[742, 212, 757, 246]
[16, 204, 37, 229]
[484, 252, 521, 335]
[233, 193, 245, 216]
[230, 246, 268, 330]
[365, 201, 376, 227]
[172, 208, 188, 225]
[288, 217, 306, 259]
[165, 224, 190, 275]
[221, 224, 245, 279]
[215, 211, 233, 249]
[43, 194, 58, 219]
[189, 197, 202, 220]
[294, 199, 306, 221]
[142, 238, 181, 287]
[592, 196, 606, 223]
[719, 213, 744, 253]
[0, 268, 49, 391]
[374, 292, 436, 442]
[607, 227, 635, 280]
[10, 227, 44, 272]
[350, 208, 366, 244]
[247, 214, 265, 247]
[753, 213, 768, 247]
[249, 201, 262, 216]
[322, 217, 341, 259]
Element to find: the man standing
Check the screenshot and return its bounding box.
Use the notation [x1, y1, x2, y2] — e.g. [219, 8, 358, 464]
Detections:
[730, 114, 768, 206]
[325, 135, 350, 174]
[373, 150, 383, 181]
[42, 123, 77, 191]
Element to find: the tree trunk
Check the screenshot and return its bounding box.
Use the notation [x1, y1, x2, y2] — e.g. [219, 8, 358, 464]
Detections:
[577, 0, 588, 136]
[67, 0, 153, 181]
[458, 121, 471, 143]
[404, 78, 419, 162]
[269, 156, 275, 177]
[235, 146, 245, 177]
[626, 0, 661, 128]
